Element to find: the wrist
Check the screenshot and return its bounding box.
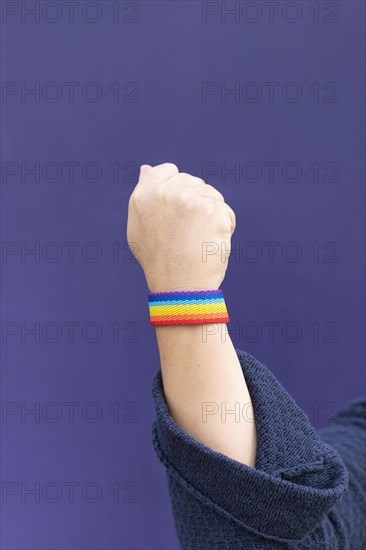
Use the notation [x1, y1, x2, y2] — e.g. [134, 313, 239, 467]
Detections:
[145, 274, 223, 294]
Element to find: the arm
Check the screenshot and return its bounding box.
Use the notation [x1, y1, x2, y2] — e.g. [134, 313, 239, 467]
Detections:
[154, 325, 256, 465]
[127, 163, 363, 549]
[127, 162, 256, 465]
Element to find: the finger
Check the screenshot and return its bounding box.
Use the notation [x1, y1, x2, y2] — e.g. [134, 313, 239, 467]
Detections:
[211, 201, 236, 233]
[138, 162, 179, 184]
[225, 204, 236, 233]
[175, 173, 207, 189]
[196, 184, 225, 202]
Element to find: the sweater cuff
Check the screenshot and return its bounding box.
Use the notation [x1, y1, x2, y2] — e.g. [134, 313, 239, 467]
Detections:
[151, 350, 348, 541]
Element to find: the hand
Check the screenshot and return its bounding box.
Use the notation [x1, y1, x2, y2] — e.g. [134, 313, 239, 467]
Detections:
[126, 163, 236, 292]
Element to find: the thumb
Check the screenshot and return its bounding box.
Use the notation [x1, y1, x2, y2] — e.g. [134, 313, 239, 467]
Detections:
[139, 164, 153, 177]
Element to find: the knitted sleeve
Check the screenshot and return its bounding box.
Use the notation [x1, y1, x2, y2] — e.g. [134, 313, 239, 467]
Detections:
[151, 349, 366, 549]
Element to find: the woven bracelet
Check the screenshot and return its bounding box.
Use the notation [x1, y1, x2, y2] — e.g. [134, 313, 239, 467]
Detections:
[148, 290, 230, 326]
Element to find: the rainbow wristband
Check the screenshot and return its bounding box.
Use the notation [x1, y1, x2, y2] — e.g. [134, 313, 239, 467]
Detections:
[148, 290, 230, 326]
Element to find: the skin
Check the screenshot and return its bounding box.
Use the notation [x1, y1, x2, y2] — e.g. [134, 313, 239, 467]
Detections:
[127, 163, 256, 466]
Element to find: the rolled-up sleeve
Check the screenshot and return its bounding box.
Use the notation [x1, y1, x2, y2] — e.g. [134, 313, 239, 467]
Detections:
[151, 350, 365, 549]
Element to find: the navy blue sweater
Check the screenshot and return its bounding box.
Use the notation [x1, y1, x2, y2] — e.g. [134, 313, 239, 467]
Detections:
[152, 350, 366, 549]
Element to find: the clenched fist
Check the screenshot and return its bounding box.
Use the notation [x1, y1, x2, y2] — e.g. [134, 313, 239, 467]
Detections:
[126, 163, 236, 293]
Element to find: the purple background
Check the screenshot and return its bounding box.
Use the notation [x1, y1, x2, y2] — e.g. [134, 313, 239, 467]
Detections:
[1, 1, 365, 549]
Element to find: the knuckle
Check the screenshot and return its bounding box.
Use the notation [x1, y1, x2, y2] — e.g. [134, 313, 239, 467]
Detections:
[160, 162, 179, 175]
[178, 189, 193, 205]
[176, 172, 189, 180]
[218, 214, 232, 232]
[207, 184, 225, 201]
[191, 176, 206, 187]
[227, 205, 236, 226]
[224, 205, 236, 231]
[175, 173, 190, 186]
[157, 181, 171, 199]
[202, 201, 216, 216]
[177, 173, 204, 187]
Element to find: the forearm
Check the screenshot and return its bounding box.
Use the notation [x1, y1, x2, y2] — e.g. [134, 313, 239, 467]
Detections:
[127, 163, 256, 465]
[155, 323, 257, 466]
